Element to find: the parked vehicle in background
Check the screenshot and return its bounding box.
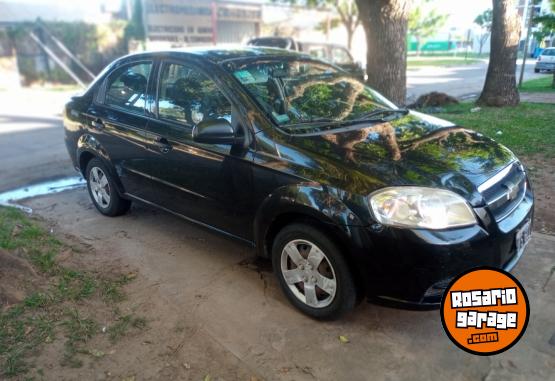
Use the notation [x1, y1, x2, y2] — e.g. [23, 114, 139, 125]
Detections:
[64, 48, 533, 320]
[247, 37, 366, 81]
[534, 47, 555, 73]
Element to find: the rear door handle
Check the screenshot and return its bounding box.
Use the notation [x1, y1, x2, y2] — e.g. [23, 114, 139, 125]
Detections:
[155, 137, 172, 154]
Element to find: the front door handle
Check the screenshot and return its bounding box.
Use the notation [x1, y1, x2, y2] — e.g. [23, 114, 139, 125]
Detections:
[92, 119, 104, 130]
[155, 137, 172, 154]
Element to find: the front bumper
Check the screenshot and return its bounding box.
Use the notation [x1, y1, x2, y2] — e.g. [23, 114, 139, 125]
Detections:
[355, 187, 533, 306]
[535, 62, 555, 71]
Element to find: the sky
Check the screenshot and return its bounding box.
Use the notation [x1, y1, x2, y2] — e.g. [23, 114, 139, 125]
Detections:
[433, 0, 491, 29]
[0, 0, 493, 30]
[0, 0, 491, 30]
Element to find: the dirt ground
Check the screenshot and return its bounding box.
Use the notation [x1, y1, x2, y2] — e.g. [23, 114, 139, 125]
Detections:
[13, 188, 555, 381]
[524, 155, 555, 235]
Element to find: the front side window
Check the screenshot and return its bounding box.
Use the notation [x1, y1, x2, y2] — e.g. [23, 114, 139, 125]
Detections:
[227, 59, 395, 127]
[157, 63, 231, 125]
[105, 62, 151, 113]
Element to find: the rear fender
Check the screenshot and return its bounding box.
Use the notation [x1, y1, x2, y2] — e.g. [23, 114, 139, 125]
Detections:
[76, 134, 125, 195]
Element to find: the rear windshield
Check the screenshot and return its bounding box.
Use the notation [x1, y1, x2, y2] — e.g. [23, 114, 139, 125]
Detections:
[249, 38, 290, 49]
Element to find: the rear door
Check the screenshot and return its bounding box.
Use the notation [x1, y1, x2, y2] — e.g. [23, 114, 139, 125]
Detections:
[83, 60, 155, 199]
[142, 59, 256, 240]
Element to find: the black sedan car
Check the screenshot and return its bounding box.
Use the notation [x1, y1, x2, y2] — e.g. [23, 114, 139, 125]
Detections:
[64, 47, 533, 319]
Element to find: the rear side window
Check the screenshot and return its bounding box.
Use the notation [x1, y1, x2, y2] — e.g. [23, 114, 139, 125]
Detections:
[307, 46, 327, 60]
[157, 63, 231, 125]
[331, 47, 353, 65]
[105, 62, 152, 114]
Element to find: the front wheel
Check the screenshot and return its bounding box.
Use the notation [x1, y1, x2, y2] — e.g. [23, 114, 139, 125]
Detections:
[534, 68, 540, 73]
[86, 158, 131, 216]
[272, 223, 357, 320]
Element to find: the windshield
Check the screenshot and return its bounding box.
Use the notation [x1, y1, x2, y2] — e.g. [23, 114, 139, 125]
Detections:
[225, 59, 397, 126]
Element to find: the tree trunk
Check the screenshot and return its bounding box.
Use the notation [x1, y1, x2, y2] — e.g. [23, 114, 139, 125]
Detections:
[356, 0, 410, 106]
[477, 0, 521, 107]
[552, 72, 555, 89]
[346, 26, 354, 51]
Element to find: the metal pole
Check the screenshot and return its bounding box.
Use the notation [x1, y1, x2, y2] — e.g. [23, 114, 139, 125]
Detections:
[38, 24, 96, 80]
[29, 32, 86, 88]
[211, 1, 218, 45]
[519, 0, 535, 87]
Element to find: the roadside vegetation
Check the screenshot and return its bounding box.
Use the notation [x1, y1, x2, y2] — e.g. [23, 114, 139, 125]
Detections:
[407, 57, 480, 68]
[0, 206, 145, 378]
[519, 76, 555, 93]
[434, 102, 555, 156]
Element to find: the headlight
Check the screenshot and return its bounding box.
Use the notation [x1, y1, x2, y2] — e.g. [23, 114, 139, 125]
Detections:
[369, 187, 476, 229]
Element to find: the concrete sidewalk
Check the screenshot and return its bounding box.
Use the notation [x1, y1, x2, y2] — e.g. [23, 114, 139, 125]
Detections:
[521, 92, 555, 104]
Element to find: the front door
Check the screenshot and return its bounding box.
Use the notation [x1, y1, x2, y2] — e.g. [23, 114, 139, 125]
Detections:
[142, 60, 255, 240]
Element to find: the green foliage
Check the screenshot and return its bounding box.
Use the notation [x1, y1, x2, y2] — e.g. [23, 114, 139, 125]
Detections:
[9, 19, 128, 85]
[533, 14, 555, 46]
[275, 0, 359, 47]
[408, 0, 448, 48]
[124, 0, 146, 42]
[474, 9, 493, 31]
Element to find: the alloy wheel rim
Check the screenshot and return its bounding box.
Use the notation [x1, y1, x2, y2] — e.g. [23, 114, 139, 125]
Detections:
[89, 167, 111, 209]
[280, 239, 337, 308]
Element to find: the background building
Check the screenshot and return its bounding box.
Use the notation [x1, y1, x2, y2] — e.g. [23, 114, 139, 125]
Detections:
[144, 0, 262, 47]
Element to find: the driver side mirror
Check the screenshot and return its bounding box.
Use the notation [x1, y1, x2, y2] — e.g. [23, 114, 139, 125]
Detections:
[192, 118, 236, 145]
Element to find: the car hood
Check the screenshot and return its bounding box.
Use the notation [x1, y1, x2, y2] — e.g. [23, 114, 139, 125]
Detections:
[285, 111, 516, 206]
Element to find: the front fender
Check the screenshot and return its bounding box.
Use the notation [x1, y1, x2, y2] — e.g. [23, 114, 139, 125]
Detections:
[253, 183, 369, 257]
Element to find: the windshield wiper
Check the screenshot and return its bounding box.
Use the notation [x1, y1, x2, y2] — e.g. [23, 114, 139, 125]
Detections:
[351, 108, 409, 123]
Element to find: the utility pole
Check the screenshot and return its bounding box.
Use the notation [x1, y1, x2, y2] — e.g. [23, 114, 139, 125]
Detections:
[518, 0, 535, 87]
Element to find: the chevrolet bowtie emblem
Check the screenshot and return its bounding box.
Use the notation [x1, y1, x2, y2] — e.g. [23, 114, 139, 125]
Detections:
[503, 181, 519, 201]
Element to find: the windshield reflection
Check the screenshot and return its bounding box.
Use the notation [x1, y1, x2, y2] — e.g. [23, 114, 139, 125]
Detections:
[227, 59, 396, 126]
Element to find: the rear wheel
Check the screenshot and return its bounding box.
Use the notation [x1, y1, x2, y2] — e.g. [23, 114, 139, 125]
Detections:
[272, 223, 356, 320]
[534, 68, 540, 73]
[85, 158, 131, 216]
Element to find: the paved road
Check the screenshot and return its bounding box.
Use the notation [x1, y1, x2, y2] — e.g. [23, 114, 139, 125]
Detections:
[0, 61, 548, 192]
[407, 59, 544, 101]
[0, 89, 76, 192]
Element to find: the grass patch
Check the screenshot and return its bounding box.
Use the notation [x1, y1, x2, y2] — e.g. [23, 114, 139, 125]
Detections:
[0, 207, 61, 257]
[61, 309, 98, 368]
[407, 58, 479, 68]
[519, 76, 555, 93]
[0, 206, 142, 378]
[108, 314, 147, 343]
[434, 102, 555, 156]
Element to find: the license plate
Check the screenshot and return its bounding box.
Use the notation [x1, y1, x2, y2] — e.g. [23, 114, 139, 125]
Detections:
[516, 219, 532, 253]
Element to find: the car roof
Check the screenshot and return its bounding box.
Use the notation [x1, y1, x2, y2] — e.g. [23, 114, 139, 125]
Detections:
[121, 46, 313, 64]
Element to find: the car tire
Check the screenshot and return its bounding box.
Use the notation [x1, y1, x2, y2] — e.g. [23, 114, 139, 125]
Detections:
[85, 158, 131, 217]
[272, 223, 357, 320]
[534, 68, 540, 73]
